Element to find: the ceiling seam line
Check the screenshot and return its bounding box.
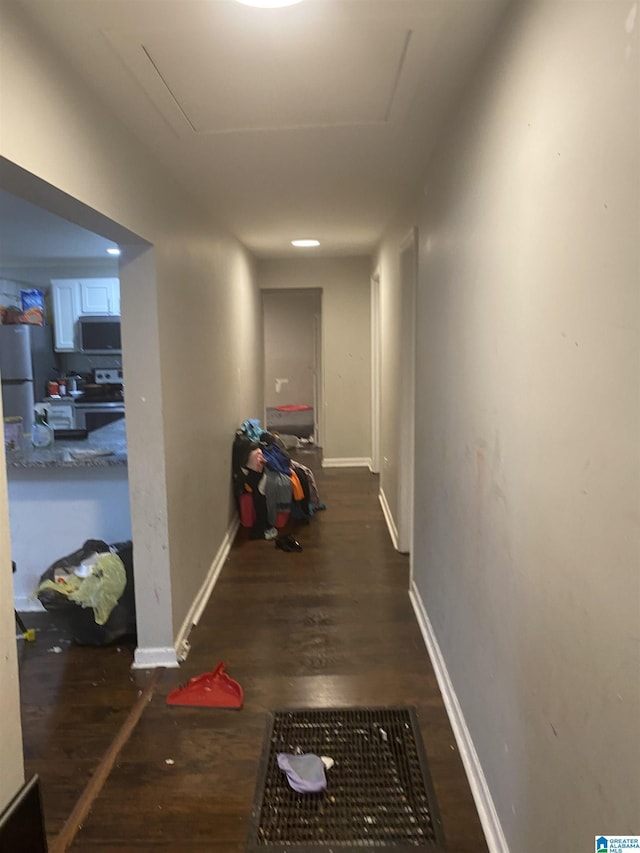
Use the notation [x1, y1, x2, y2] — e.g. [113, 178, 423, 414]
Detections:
[384, 28, 413, 123]
[141, 45, 197, 133]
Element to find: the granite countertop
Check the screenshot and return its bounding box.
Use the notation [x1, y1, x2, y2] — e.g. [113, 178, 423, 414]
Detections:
[6, 419, 127, 469]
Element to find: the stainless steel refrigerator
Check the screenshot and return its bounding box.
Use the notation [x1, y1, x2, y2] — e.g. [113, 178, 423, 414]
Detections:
[0, 324, 55, 436]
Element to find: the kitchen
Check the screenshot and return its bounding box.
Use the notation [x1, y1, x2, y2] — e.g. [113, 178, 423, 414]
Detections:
[1, 282, 124, 439]
[0, 192, 132, 613]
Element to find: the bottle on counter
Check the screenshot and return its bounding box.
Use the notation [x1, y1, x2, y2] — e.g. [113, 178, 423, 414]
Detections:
[31, 409, 54, 448]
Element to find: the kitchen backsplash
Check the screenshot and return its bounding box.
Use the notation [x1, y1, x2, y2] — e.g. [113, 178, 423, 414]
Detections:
[57, 352, 123, 376]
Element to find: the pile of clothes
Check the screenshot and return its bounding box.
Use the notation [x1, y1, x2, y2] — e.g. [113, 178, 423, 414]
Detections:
[232, 418, 324, 540]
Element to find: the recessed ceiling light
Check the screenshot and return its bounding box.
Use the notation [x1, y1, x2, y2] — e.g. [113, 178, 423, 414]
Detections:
[107, 247, 121, 256]
[236, 0, 303, 7]
[291, 239, 320, 247]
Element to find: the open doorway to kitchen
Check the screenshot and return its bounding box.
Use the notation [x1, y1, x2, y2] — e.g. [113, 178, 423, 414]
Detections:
[0, 163, 152, 648]
[0, 189, 130, 618]
[262, 288, 322, 450]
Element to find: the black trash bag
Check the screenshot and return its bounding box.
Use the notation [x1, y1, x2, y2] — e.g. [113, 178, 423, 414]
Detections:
[36, 539, 136, 646]
[231, 429, 258, 504]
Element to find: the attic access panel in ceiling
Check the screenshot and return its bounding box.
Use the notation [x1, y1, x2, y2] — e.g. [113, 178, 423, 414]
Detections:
[105, 18, 412, 134]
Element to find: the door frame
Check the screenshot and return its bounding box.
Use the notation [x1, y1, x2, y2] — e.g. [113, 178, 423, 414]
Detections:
[313, 303, 323, 447]
[370, 269, 381, 473]
[261, 287, 322, 446]
[396, 227, 418, 554]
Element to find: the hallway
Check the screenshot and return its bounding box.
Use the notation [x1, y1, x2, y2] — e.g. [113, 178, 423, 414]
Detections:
[3, 2, 638, 848]
[19, 460, 487, 851]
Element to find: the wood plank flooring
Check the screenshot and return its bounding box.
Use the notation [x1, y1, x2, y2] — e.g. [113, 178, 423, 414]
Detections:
[17, 455, 488, 852]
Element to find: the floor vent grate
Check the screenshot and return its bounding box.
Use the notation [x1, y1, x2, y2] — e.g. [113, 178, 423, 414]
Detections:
[248, 706, 446, 850]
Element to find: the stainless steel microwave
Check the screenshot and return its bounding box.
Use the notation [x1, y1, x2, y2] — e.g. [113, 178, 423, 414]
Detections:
[78, 315, 121, 354]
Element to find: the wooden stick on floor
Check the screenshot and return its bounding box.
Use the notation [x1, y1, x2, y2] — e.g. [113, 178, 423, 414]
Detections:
[49, 667, 163, 853]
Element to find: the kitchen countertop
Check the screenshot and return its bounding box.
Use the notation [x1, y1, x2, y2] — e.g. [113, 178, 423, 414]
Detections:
[5, 419, 127, 469]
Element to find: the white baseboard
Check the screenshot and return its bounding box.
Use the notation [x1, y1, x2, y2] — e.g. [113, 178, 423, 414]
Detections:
[133, 515, 240, 671]
[132, 646, 180, 669]
[409, 582, 509, 853]
[378, 487, 399, 550]
[322, 457, 371, 468]
[176, 515, 240, 642]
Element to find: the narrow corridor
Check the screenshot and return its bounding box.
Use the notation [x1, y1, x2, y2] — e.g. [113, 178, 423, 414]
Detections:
[19, 459, 486, 851]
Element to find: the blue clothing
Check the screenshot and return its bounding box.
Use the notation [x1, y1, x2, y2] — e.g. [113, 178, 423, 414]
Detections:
[261, 443, 291, 475]
[241, 419, 263, 442]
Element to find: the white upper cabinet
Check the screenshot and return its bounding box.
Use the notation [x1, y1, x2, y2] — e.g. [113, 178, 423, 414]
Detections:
[51, 278, 120, 352]
[51, 279, 80, 351]
[108, 280, 120, 316]
[79, 278, 120, 316]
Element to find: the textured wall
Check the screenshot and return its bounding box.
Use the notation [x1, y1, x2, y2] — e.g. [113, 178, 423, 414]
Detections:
[411, 2, 639, 850]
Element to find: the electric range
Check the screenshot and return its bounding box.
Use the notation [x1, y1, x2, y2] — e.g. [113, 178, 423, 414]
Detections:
[74, 368, 125, 431]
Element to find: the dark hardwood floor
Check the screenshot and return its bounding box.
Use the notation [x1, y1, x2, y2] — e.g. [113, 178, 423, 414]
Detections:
[17, 454, 488, 852]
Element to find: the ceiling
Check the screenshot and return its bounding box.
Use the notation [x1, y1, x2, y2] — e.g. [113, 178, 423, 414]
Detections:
[7, 0, 511, 261]
[0, 190, 116, 263]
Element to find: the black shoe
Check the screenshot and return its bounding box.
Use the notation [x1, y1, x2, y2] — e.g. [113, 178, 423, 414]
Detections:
[275, 536, 303, 552]
[284, 535, 302, 552]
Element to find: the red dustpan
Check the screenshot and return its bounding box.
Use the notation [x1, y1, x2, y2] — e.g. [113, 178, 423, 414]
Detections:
[166, 662, 243, 709]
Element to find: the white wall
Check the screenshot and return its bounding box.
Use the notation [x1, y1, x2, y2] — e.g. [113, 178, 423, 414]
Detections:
[258, 257, 372, 464]
[152, 238, 261, 644]
[379, 2, 639, 850]
[0, 0, 263, 806]
[9, 467, 131, 610]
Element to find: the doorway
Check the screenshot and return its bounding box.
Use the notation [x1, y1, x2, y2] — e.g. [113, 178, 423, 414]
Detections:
[262, 288, 322, 446]
[0, 188, 132, 612]
[396, 228, 418, 554]
[370, 269, 381, 474]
